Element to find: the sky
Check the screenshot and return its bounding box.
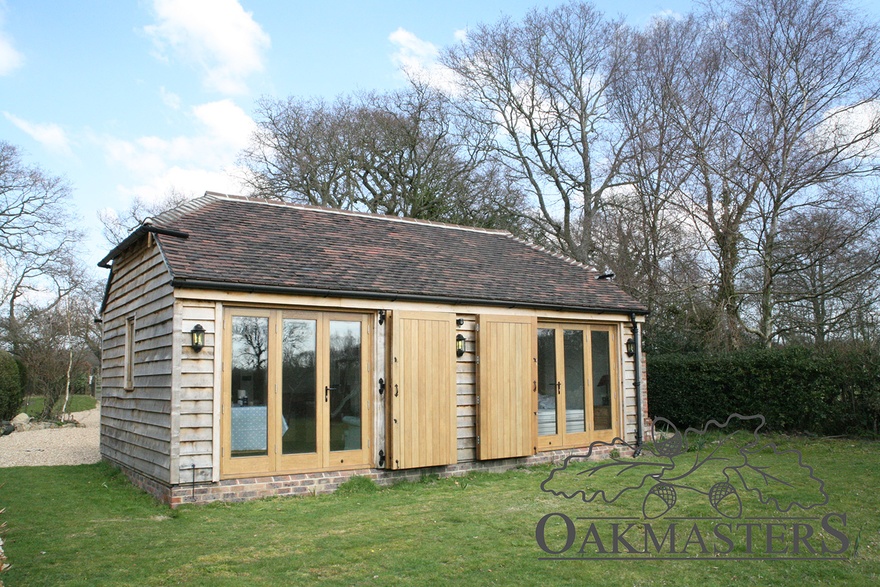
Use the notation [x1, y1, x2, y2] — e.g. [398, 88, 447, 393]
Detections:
[2, 0, 874, 278]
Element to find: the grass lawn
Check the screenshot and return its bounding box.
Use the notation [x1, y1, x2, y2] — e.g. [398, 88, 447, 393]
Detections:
[0, 436, 878, 586]
[21, 394, 97, 419]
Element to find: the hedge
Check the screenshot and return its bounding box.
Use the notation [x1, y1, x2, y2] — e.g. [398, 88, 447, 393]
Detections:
[0, 350, 23, 421]
[647, 345, 880, 436]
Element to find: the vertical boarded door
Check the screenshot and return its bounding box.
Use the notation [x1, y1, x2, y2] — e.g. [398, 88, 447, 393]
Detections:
[389, 311, 457, 469]
[477, 315, 537, 460]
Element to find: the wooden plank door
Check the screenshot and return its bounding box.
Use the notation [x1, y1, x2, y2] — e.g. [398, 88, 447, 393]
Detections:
[477, 315, 537, 460]
[388, 311, 457, 469]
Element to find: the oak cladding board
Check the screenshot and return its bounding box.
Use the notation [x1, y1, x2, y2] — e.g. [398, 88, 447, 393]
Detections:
[456, 315, 477, 463]
[101, 239, 175, 484]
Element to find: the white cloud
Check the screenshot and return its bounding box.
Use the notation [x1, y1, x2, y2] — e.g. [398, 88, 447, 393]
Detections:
[0, 32, 22, 75]
[818, 99, 880, 159]
[652, 9, 684, 21]
[3, 112, 72, 155]
[144, 0, 270, 95]
[388, 28, 457, 93]
[159, 86, 181, 110]
[98, 99, 255, 203]
[0, 7, 23, 76]
[114, 165, 247, 203]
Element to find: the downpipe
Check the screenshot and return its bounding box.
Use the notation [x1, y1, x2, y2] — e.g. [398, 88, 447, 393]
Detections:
[630, 312, 644, 457]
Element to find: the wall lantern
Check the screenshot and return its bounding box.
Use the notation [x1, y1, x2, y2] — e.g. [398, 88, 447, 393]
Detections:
[456, 334, 466, 357]
[191, 324, 206, 352]
[625, 337, 636, 358]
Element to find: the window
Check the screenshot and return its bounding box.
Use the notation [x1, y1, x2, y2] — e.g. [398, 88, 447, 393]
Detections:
[537, 324, 619, 448]
[221, 309, 372, 478]
[124, 316, 135, 391]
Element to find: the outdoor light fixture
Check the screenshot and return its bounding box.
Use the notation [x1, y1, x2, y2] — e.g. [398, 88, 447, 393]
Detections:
[456, 334, 466, 357]
[191, 324, 206, 352]
[625, 337, 636, 358]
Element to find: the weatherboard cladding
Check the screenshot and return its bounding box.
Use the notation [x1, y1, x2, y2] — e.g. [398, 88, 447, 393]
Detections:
[146, 194, 645, 313]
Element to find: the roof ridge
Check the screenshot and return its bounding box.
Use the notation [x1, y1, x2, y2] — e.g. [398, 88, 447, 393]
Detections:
[505, 234, 600, 273]
[150, 193, 219, 226]
[202, 191, 513, 237]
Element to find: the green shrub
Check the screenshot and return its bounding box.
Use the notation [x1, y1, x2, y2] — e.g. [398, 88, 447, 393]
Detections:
[648, 344, 880, 436]
[0, 350, 23, 421]
[335, 475, 379, 495]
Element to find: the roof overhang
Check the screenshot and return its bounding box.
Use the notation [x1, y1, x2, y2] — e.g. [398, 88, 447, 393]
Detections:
[97, 224, 190, 268]
[170, 277, 649, 316]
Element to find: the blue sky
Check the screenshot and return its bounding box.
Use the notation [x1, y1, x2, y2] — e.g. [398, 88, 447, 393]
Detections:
[0, 0, 823, 271]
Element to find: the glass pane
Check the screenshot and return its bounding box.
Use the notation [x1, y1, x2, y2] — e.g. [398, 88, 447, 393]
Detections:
[230, 316, 269, 457]
[537, 328, 557, 436]
[591, 330, 612, 430]
[281, 319, 317, 455]
[564, 330, 586, 434]
[329, 321, 362, 452]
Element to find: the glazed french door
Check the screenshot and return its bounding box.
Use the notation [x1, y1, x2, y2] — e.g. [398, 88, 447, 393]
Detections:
[537, 324, 618, 449]
[222, 309, 371, 477]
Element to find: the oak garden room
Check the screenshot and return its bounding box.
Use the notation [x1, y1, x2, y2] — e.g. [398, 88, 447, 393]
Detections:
[98, 192, 648, 505]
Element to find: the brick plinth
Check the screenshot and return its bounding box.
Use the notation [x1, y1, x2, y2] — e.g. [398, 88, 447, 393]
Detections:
[107, 443, 631, 507]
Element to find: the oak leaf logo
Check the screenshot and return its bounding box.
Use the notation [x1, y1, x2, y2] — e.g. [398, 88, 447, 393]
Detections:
[540, 414, 828, 518]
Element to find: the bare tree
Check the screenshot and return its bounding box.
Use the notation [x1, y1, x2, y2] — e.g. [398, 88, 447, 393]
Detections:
[597, 16, 706, 344]
[233, 1, 880, 352]
[98, 189, 191, 246]
[239, 80, 526, 229]
[764, 186, 880, 344]
[646, 12, 768, 349]
[716, 0, 880, 346]
[239, 95, 357, 209]
[11, 260, 101, 419]
[0, 142, 81, 355]
[0, 142, 75, 258]
[442, 2, 631, 262]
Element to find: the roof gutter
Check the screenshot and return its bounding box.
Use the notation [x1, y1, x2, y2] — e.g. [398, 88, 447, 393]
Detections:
[171, 278, 649, 316]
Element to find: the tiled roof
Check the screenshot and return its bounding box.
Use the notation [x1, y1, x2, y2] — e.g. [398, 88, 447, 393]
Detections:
[130, 193, 646, 313]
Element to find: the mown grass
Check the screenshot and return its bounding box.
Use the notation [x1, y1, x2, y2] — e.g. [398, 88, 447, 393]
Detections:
[21, 394, 97, 419]
[0, 436, 878, 586]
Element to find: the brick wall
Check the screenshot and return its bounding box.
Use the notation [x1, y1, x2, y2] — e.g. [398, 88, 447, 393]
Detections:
[109, 442, 632, 507]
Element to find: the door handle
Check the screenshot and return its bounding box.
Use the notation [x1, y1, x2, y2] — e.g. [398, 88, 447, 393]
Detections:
[325, 385, 337, 402]
[557, 381, 561, 395]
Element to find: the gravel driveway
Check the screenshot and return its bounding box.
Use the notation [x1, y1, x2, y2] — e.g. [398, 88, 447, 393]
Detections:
[0, 409, 100, 467]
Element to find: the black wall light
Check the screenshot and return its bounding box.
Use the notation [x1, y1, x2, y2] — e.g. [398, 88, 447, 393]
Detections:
[191, 324, 206, 352]
[625, 337, 636, 358]
[456, 334, 466, 357]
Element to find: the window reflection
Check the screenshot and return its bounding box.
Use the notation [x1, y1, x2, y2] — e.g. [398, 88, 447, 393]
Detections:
[282, 319, 317, 455]
[231, 316, 269, 457]
[537, 328, 557, 436]
[592, 330, 612, 430]
[564, 330, 586, 434]
[329, 321, 362, 452]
